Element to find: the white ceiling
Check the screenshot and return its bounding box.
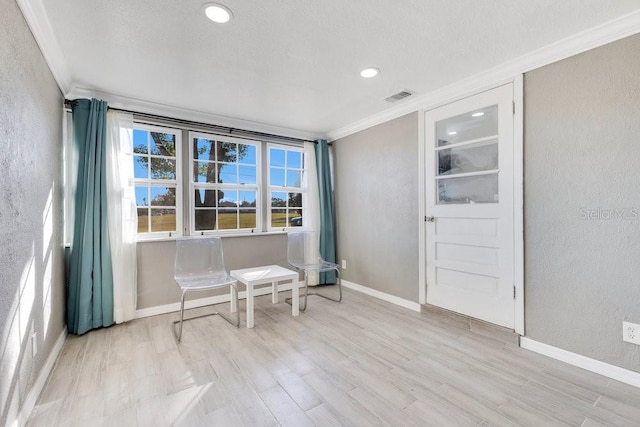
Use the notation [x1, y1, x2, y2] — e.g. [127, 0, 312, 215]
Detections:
[32, 0, 640, 136]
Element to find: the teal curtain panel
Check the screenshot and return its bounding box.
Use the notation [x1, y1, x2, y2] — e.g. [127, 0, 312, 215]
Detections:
[315, 139, 337, 284]
[67, 99, 114, 334]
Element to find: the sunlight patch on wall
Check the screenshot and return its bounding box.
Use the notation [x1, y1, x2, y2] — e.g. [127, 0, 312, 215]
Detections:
[42, 186, 54, 338]
[18, 244, 35, 340]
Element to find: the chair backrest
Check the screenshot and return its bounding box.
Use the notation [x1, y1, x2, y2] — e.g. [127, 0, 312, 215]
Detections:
[175, 237, 226, 280]
[287, 231, 321, 268]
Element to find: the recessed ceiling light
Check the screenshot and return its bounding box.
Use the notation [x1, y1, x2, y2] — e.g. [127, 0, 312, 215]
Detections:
[472, 112, 485, 117]
[203, 3, 233, 23]
[448, 131, 457, 136]
[360, 67, 380, 78]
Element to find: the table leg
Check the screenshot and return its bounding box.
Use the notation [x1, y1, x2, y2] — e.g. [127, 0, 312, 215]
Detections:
[292, 281, 299, 317]
[272, 281, 278, 304]
[247, 283, 254, 328]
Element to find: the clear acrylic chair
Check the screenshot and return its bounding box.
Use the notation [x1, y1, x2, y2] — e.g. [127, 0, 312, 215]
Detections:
[173, 237, 239, 342]
[287, 231, 342, 312]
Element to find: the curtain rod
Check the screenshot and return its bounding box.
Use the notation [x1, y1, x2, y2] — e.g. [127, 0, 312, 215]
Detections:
[64, 99, 323, 145]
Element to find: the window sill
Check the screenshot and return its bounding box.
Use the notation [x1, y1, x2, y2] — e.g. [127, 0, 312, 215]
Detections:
[135, 230, 289, 243]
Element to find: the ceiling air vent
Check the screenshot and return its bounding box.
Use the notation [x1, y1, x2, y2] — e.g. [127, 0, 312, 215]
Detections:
[384, 90, 413, 103]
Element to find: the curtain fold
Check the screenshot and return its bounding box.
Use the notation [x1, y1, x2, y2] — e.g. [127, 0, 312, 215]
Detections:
[315, 139, 337, 284]
[67, 99, 114, 334]
[106, 112, 137, 323]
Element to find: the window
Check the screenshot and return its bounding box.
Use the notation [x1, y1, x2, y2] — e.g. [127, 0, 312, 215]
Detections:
[268, 145, 305, 230]
[133, 124, 181, 237]
[126, 120, 308, 239]
[189, 132, 260, 234]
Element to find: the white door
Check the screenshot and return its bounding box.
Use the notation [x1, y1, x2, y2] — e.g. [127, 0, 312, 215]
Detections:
[425, 84, 515, 329]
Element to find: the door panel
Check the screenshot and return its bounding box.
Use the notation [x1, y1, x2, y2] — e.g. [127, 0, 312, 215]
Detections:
[425, 84, 515, 329]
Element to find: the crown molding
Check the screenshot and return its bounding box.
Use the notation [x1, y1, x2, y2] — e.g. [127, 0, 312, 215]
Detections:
[68, 86, 323, 141]
[327, 9, 640, 141]
[16, 0, 73, 95]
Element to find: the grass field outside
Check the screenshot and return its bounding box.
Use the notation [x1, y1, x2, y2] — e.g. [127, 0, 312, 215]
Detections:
[138, 211, 300, 233]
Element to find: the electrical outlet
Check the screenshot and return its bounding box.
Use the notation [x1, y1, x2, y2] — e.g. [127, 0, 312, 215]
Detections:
[341, 259, 347, 269]
[623, 321, 640, 345]
[32, 332, 38, 357]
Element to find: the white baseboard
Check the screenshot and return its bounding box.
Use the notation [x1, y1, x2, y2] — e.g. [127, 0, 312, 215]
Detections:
[520, 337, 640, 389]
[12, 328, 67, 427]
[135, 282, 298, 318]
[341, 280, 422, 312]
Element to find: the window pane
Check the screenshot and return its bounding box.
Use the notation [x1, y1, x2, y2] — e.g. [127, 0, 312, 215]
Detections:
[271, 209, 286, 227]
[218, 141, 237, 162]
[238, 190, 256, 207]
[133, 155, 148, 179]
[135, 187, 149, 206]
[270, 148, 285, 167]
[193, 161, 216, 183]
[149, 132, 176, 156]
[150, 187, 176, 207]
[238, 165, 257, 185]
[150, 208, 176, 232]
[194, 138, 215, 162]
[150, 158, 176, 180]
[137, 208, 149, 233]
[436, 105, 498, 147]
[219, 190, 238, 207]
[270, 168, 285, 187]
[239, 144, 257, 165]
[437, 174, 499, 204]
[151, 157, 176, 179]
[195, 189, 218, 208]
[219, 164, 237, 184]
[286, 170, 302, 187]
[133, 129, 148, 154]
[239, 210, 256, 229]
[289, 211, 303, 227]
[218, 209, 238, 230]
[438, 140, 498, 176]
[287, 151, 302, 169]
[194, 209, 216, 231]
[288, 192, 302, 208]
[272, 192, 287, 207]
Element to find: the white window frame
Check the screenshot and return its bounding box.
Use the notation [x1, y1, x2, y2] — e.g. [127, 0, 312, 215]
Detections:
[188, 131, 261, 235]
[267, 143, 306, 231]
[133, 123, 182, 239]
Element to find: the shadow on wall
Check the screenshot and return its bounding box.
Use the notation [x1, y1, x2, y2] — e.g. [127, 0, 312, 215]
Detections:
[0, 184, 62, 423]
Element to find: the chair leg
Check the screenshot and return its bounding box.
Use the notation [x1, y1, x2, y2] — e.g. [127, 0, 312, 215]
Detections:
[173, 291, 186, 342]
[309, 268, 342, 303]
[288, 268, 342, 311]
[300, 271, 310, 312]
[172, 284, 239, 343]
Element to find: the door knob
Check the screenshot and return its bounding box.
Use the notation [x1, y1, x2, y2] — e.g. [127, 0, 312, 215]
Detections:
[426, 216, 435, 222]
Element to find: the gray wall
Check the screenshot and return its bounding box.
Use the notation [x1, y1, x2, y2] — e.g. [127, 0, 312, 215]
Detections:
[333, 112, 419, 301]
[0, 0, 65, 424]
[137, 234, 288, 308]
[524, 33, 640, 371]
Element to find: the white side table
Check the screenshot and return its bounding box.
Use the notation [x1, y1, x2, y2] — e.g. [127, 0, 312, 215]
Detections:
[229, 265, 300, 328]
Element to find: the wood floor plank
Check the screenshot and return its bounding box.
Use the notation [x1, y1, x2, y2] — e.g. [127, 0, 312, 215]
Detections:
[305, 402, 346, 427]
[259, 385, 315, 427]
[274, 370, 324, 412]
[26, 289, 640, 426]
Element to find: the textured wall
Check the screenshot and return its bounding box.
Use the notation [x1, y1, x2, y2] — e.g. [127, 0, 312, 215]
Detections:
[0, 0, 65, 424]
[333, 113, 419, 301]
[524, 33, 640, 371]
[137, 234, 289, 308]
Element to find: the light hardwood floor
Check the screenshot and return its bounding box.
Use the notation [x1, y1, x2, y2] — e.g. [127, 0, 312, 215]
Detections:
[28, 288, 640, 426]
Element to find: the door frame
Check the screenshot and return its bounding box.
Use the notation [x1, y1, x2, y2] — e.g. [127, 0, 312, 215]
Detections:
[418, 75, 524, 335]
